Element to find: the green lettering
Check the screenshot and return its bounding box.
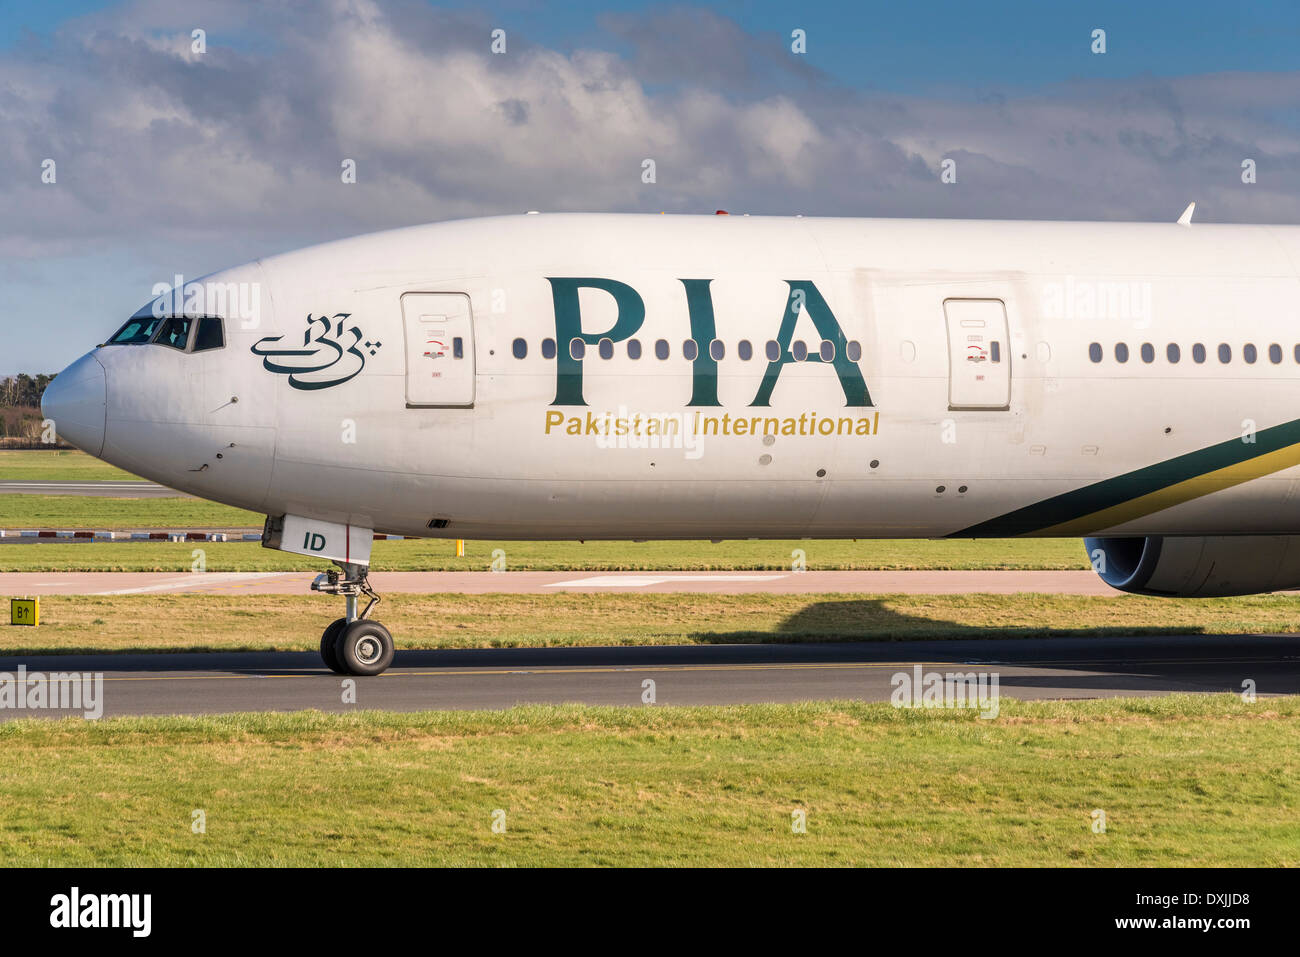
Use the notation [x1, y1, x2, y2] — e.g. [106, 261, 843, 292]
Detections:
[547, 277, 645, 405]
[750, 281, 872, 407]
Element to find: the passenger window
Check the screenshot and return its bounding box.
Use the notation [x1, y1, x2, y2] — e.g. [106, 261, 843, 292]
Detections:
[1218, 343, 1231, 363]
[738, 340, 753, 360]
[1166, 343, 1180, 363]
[655, 339, 670, 360]
[846, 341, 863, 362]
[1088, 342, 1102, 362]
[153, 316, 193, 351]
[1193, 343, 1206, 363]
[598, 338, 614, 359]
[1244, 344, 1257, 364]
[683, 340, 698, 361]
[792, 341, 808, 361]
[1270, 343, 1282, 364]
[989, 341, 1001, 363]
[627, 339, 642, 360]
[452, 337, 464, 359]
[193, 317, 224, 352]
[709, 339, 724, 361]
[541, 338, 556, 359]
[819, 340, 835, 361]
[1114, 343, 1129, 363]
[1140, 342, 1154, 363]
[107, 315, 164, 345]
[569, 338, 585, 360]
[765, 340, 780, 362]
[511, 337, 527, 359]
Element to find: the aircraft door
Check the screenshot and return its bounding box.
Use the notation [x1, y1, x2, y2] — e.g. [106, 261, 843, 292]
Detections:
[402, 292, 475, 407]
[943, 298, 1010, 410]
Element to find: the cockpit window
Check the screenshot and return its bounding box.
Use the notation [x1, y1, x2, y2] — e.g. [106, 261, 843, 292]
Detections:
[105, 311, 225, 353]
[107, 315, 164, 344]
[193, 317, 225, 352]
[153, 316, 194, 351]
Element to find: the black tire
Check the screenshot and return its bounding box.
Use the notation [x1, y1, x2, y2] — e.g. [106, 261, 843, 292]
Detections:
[336, 619, 395, 676]
[320, 618, 348, 674]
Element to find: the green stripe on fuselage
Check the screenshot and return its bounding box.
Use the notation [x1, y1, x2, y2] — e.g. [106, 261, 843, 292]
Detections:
[950, 417, 1300, 538]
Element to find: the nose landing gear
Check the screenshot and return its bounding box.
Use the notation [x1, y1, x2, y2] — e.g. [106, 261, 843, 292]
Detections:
[312, 562, 394, 676]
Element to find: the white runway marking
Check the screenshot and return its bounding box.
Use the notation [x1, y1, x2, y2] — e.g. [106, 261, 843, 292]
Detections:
[547, 574, 788, 587]
[93, 572, 297, 595]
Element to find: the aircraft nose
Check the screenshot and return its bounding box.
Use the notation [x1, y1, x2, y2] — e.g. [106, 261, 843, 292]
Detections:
[41, 352, 107, 457]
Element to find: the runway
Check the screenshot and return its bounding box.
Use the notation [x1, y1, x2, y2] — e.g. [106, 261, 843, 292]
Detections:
[0, 635, 1294, 719]
[0, 480, 187, 498]
[0, 569, 1117, 595]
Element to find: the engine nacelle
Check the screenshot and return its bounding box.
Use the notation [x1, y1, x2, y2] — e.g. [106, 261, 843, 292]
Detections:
[1084, 535, 1300, 597]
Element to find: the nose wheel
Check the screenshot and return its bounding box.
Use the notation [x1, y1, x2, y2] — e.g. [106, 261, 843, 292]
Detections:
[312, 562, 394, 676]
[320, 618, 348, 674]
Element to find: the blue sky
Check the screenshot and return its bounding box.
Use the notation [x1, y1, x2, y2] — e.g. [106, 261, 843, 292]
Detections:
[9, 1, 1300, 89]
[5, 0, 1300, 371]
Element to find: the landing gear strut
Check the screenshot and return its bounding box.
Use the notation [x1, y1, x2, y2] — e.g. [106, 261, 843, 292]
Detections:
[312, 562, 394, 676]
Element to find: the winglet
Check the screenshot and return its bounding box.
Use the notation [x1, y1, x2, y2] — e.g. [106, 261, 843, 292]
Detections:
[1177, 202, 1196, 226]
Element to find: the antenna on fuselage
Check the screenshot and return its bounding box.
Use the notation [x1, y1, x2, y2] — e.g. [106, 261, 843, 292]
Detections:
[1176, 202, 1196, 226]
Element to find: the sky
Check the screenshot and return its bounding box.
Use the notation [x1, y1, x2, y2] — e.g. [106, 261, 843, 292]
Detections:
[4, 0, 1300, 371]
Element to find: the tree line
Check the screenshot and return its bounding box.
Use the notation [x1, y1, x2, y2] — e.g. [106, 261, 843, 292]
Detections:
[0, 373, 57, 409]
[0, 374, 62, 445]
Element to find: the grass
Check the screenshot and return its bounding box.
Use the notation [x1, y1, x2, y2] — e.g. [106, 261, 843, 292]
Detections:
[5, 591, 1300, 655]
[0, 495, 262, 530]
[0, 450, 140, 482]
[0, 537, 1092, 572]
[0, 696, 1295, 866]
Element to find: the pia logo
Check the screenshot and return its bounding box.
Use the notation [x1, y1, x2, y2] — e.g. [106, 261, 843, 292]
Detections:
[252, 313, 382, 391]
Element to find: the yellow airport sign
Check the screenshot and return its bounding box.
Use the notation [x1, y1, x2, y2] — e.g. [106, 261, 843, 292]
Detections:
[10, 598, 39, 627]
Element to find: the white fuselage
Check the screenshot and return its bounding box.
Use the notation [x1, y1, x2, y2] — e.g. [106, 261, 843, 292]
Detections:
[47, 213, 1300, 540]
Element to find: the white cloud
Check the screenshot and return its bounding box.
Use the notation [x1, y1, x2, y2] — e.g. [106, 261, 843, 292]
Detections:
[2, 0, 1300, 267]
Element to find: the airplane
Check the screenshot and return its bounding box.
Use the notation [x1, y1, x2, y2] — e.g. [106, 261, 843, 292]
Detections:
[40, 208, 1300, 675]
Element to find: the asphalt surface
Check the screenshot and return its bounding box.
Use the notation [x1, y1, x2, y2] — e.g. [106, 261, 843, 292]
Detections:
[0, 569, 1118, 595]
[1, 635, 1295, 719]
[0, 480, 186, 497]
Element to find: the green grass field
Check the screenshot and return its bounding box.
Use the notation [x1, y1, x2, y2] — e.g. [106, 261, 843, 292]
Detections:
[1, 697, 1295, 866]
[0, 495, 261, 530]
[5, 591, 1300, 655]
[0, 449, 140, 481]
